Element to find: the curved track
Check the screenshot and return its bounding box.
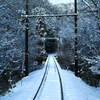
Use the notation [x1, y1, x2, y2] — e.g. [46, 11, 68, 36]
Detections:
[33, 55, 64, 100]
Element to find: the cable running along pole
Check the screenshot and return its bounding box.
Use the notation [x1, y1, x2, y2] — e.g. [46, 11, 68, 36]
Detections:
[25, 0, 29, 76]
[74, 0, 78, 76]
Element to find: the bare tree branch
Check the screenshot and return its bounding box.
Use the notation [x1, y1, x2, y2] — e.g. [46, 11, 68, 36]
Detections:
[3, 0, 20, 17]
[91, 0, 97, 8]
[82, 0, 99, 19]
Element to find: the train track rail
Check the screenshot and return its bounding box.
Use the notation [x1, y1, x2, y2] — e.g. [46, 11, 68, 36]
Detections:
[33, 55, 64, 100]
[53, 56, 64, 100]
[33, 56, 50, 100]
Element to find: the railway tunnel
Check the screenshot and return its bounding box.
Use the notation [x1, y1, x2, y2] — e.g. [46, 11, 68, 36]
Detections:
[45, 38, 58, 54]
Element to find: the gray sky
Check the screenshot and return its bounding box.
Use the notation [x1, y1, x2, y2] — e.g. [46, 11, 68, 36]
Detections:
[49, 0, 74, 4]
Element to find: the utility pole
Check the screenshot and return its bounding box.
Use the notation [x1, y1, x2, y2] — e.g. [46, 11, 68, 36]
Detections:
[74, 0, 78, 76]
[25, 0, 29, 76]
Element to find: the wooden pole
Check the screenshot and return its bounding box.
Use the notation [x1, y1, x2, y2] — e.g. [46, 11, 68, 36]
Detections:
[25, 0, 29, 76]
[74, 0, 78, 76]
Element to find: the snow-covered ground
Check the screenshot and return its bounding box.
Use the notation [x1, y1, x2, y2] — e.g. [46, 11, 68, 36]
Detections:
[0, 55, 100, 100]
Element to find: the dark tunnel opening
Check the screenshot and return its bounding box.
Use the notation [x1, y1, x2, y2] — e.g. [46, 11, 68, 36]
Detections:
[45, 38, 58, 54]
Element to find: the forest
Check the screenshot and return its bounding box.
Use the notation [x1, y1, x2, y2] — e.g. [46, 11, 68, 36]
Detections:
[0, 0, 100, 95]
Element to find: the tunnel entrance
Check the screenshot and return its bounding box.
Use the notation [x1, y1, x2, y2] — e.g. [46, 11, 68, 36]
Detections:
[45, 38, 58, 54]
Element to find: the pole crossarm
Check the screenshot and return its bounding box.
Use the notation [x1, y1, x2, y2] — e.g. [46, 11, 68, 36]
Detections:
[21, 13, 78, 18]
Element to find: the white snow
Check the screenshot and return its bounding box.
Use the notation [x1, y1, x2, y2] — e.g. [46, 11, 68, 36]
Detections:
[0, 55, 100, 100]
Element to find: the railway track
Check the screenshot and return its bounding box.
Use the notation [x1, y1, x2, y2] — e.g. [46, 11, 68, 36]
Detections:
[33, 55, 64, 100]
[33, 56, 50, 100]
[53, 56, 64, 100]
